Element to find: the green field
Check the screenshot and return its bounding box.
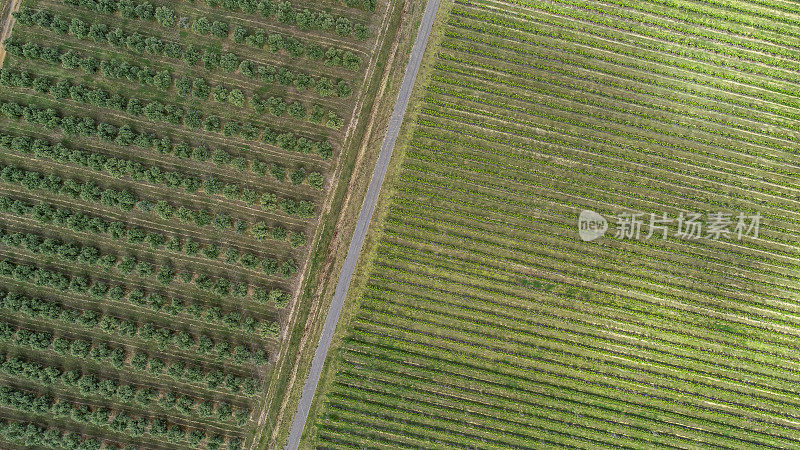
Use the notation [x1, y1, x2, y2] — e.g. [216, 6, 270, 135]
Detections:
[308, 0, 800, 447]
[0, 0, 390, 446]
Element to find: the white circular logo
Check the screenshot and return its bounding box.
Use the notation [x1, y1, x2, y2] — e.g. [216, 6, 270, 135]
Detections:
[578, 210, 607, 242]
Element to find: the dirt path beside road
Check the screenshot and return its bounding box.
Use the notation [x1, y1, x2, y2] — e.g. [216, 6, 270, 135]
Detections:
[0, 0, 21, 68]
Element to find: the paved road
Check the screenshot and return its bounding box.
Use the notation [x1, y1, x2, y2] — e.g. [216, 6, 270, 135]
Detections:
[284, 0, 441, 447]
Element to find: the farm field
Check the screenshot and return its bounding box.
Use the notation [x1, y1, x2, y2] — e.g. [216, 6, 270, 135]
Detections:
[0, 0, 396, 446]
[307, 0, 800, 448]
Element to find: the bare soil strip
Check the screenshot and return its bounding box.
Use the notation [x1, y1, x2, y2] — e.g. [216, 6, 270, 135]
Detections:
[0, 0, 21, 68]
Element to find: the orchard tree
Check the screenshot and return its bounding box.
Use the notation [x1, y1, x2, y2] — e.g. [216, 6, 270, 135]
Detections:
[192, 17, 211, 35]
[287, 101, 306, 119]
[228, 89, 245, 107]
[155, 6, 176, 27]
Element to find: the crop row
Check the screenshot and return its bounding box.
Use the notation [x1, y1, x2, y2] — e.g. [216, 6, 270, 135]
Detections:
[0, 74, 332, 183]
[0, 317, 259, 395]
[546, 0, 800, 59]
[0, 159, 311, 264]
[361, 263, 800, 405]
[432, 44, 800, 157]
[327, 370, 655, 448]
[336, 335, 778, 448]
[11, 5, 360, 87]
[437, 35, 800, 162]
[3, 36, 351, 102]
[440, 19, 796, 155]
[412, 110, 797, 250]
[173, 0, 374, 33]
[382, 195, 800, 353]
[0, 383, 233, 447]
[0, 271, 279, 340]
[447, 5, 800, 112]
[0, 259, 269, 366]
[0, 225, 276, 318]
[3, 41, 340, 143]
[382, 216, 795, 342]
[413, 111, 800, 246]
[385, 185, 800, 338]
[0, 81, 333, 161]
[0, 126, 315, 223]
[462, 0, 800, 76]
[409, 124, 793, 247]
[57, 0, 366, 64]
[390, 177, 800, 329]
[427, 63, 800, 192]
[415, 101, 800, 236]
[411, 116, 798, 251]
[0, 352, 246, 427]
[419, 90, 800, 220]
[0, 122, 317, 232]
[0, 193, 301, 293]
[0, 223, 288, 321]
[388, 182, 798, 302]
[0, 76, 324, 192]
[0, 119, 316, 224]
[365, 272, 800, 387]
[370, 254, 790, 404]
[434, 46, 800, 144]
[458, 1, 800, 92]
[0, 418, 107, 450]
[350, 312, 799, 443]
[0, 63, 342, 135]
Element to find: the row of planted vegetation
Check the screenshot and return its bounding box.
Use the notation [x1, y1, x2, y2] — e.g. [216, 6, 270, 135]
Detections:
[0, 0, 382, 445]
[311, 0, 800, 448]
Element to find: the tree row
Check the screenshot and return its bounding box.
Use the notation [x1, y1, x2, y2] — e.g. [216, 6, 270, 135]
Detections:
[0, 72, 327, 185]
[0, 161, 309, 284]
[60, 0, 367, 68]
[0, 226, 295, 310]
[0, 315, 260, 395]
[0, 80, 334, 161]
[1, 65, 343, 135]
[0, 193, 301, 299]
[0, 384, 236, 448]
[0, 276, 280, 339]
[0, 419, 109, 450]
[0, 123, 319, 229]
[4, 37, 352, 102]
[11, 8, 360, 88]
[0, 270, 269, 366]
[0, 352, 247, 428]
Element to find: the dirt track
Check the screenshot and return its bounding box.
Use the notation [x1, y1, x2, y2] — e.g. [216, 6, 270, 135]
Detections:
[0, 0, 21, 68]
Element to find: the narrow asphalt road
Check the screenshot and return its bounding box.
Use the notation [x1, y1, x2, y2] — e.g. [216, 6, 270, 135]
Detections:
[284, 0, 441, 448]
